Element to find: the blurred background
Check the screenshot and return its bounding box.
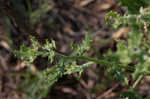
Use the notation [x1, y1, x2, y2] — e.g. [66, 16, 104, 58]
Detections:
[0, 0, 150, 99]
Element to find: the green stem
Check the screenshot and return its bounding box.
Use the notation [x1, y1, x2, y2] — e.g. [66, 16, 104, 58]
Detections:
[55, 52, 135, 71]
[25, 0, 32, 14]
[132, 75, 144, 89]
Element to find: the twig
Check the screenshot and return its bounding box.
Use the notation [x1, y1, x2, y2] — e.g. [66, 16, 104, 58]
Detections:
[132, 75, 144, 89]
[96, 83, 120, 99]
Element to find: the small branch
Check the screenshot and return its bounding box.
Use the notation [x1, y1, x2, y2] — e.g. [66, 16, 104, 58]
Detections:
[96, 83, 120, 99]
[132, 75, 144, 89]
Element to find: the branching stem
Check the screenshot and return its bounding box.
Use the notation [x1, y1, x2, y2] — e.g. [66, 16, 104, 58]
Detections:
[55, 52, 135, 71]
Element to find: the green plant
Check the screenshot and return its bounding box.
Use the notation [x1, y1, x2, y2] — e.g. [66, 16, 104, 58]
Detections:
[105, 6, 150, 98]
[14, 33, 96, 99]
[14, 2, 150, 99]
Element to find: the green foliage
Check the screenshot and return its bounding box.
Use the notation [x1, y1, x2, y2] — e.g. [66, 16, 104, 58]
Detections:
[105, 5, 150, 98]
[13, 1, 150, 98]
[72, 33, 92, 55]
[121, 89, 142, 99]
[14, 36, 40, 64]
[119, 0, 150, 14]
[14, 33, 94, 99]
[106, 7, 150, 28]
[103, 50, 128, 85]
[105, 11, 123, 28]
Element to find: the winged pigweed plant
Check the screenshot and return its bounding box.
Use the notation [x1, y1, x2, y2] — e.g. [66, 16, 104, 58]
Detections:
[14, 3, 150, 99]
[105, 6, 150, 98]
[14, 33, 97, 99]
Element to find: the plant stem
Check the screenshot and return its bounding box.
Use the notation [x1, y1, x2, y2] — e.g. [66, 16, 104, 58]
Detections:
[25, 0, 32, 14]
[132, 75, 144, 89]
[55, 52, 135, 71]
